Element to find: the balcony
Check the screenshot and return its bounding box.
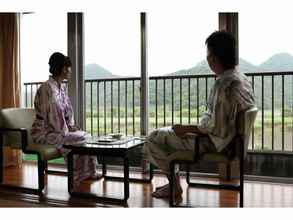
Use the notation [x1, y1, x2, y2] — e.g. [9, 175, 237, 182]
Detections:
[23, 71, 293, 179]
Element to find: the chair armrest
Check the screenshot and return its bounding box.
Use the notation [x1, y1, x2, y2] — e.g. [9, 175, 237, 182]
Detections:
[0, 128, 28, 151]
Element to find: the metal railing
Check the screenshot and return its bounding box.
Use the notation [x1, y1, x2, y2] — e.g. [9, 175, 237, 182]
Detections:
[23, 71, 293, 153]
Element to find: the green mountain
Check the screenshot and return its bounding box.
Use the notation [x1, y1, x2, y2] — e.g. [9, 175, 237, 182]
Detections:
[259, 53, 293, 72]
[85, 53, 293, 79]
[83, 53, 293, 112]
[171, 58, 260, 75]
[173, 53, 293, 75]
[85, 63, 115, 79]
[167, 54, 293, 110]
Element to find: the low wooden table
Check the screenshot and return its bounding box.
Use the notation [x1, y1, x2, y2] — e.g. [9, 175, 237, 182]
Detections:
[63, 137, 153, 204]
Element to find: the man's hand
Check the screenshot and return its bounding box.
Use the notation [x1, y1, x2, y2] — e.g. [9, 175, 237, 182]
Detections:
[172, 124, 204, 138]
[172, 124, 187, 138]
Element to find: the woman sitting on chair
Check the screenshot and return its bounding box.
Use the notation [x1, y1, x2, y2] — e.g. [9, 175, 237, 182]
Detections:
[31, 52, 98, 189]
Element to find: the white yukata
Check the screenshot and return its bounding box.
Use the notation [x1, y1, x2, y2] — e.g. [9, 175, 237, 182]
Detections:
[31, 76, 97, 185]
[144, 68, 255, 173]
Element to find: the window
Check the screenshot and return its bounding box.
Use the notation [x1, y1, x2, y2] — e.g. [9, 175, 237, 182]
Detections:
[148, 12, 217, 130]
[20, 13, 67, 163]
[20, 12, 67, 107]
[84, 12, 140, 78]
[240, 12, 293, 151]
[148, 12, 217, 76]
[84, 12, 140, 136]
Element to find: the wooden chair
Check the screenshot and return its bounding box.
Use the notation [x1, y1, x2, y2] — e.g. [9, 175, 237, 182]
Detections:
[0, 108, 64, 194]
[168, 107, 258, 207]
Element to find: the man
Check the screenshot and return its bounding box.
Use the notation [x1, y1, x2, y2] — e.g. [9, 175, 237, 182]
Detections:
[144, 31, 255, 198]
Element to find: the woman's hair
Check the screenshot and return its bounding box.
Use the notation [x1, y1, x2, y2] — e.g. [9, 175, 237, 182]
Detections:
[205, 31, 236, 70]
[48, 52, 72, 76]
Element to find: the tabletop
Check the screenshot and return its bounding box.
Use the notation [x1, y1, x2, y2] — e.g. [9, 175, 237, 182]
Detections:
[63, 137, 145, 151]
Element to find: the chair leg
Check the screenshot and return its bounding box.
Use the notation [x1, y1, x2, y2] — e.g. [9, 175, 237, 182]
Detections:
[226, 163, 231, 181]
[169, 161, 175, 207]
[239, 140, 244, 208]
[44, 161, 48, 173]
[186, 164, 190, 184]
[37, 157, 45, 193]
[0, 135, 3, 183]
[240, 158, 244, 207]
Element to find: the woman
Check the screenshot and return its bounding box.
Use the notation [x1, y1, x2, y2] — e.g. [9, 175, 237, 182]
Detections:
[31, 52, 98, 188]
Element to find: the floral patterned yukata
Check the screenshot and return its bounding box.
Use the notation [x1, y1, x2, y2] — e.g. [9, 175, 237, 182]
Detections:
[31, 76, 97, 186]
[144, 68, 255, 173]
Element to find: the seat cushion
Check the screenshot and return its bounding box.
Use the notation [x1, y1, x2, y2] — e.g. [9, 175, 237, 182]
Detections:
[27, 143, 62, 161]
[167, 151, 232, 163]
[167, 151, 194, 162]
[202, 153, 231, 163]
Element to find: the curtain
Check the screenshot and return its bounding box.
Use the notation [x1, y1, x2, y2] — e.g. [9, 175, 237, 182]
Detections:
[0, 13, 21, 167]
[0, 13, 20, 108]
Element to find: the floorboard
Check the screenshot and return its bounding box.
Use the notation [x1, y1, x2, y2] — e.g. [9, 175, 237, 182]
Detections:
[1, 162, 293, 207]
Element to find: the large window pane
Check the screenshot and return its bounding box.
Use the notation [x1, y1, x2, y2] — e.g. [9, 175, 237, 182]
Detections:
[20, 13, 67, 163]
[240, 12, 293, 152]
[84, 12, 140, 78]
[84, 12, 140, 137]
[20, 13, 67, 107]
[148, 12, 217, 76]
[148, 12, 217, 130]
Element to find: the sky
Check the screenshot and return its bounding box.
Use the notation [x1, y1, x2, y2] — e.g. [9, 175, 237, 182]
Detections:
[17, 0, 293, 83]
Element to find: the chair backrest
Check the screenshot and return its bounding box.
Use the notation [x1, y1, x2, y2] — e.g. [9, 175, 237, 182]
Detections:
[235, 106, 258, 157]
[0, 108, 36, 149]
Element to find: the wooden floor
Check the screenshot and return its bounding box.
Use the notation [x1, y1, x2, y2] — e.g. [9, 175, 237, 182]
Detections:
[1, 162, 293, 207]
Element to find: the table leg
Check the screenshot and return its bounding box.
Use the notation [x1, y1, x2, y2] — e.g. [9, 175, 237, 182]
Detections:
[67, 152, 129, 205]
[103, 159, 153, 183]
[102, 156, 107, 176]
[149, 163, 154, 182]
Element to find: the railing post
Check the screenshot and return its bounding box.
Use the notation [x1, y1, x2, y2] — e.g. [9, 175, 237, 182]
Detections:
[219, 12, 239, 65]
[218, 12, 239, 179]
[67, 13, 85, 130]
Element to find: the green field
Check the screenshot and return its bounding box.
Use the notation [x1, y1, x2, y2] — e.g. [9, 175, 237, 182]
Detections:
[24, 109, 293, 162]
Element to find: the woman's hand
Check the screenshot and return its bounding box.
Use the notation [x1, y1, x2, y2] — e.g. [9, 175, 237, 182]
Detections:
[69, 125, 80, 132]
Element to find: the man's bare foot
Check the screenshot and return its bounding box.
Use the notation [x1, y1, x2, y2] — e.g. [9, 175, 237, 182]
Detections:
[155, 174, 181, 191]
[152, 183, 183, 198]
[86, 173, 103, 181]
[155, 183, 169, 191]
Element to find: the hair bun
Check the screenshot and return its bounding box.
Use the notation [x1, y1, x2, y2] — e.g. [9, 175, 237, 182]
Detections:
[48, 52, 66, 74]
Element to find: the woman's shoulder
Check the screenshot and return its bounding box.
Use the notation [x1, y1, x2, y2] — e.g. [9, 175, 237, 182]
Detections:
[38, 80, 49, 89]
[36, 80, 53, 95]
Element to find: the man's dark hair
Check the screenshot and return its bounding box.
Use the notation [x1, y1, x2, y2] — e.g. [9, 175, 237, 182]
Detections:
[48, 52, 72, 76]
[205, 31, 236, 70]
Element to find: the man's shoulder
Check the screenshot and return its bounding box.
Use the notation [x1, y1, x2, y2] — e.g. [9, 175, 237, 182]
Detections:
[229, 71, 251, 87]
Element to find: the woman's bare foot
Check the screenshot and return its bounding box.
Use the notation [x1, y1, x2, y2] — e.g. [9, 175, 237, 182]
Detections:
[86, 173, 103, 181]
[73, 181, 81, 191]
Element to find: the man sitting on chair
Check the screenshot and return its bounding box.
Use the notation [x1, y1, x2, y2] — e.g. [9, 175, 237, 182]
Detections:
[144, 31, 255, 198]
